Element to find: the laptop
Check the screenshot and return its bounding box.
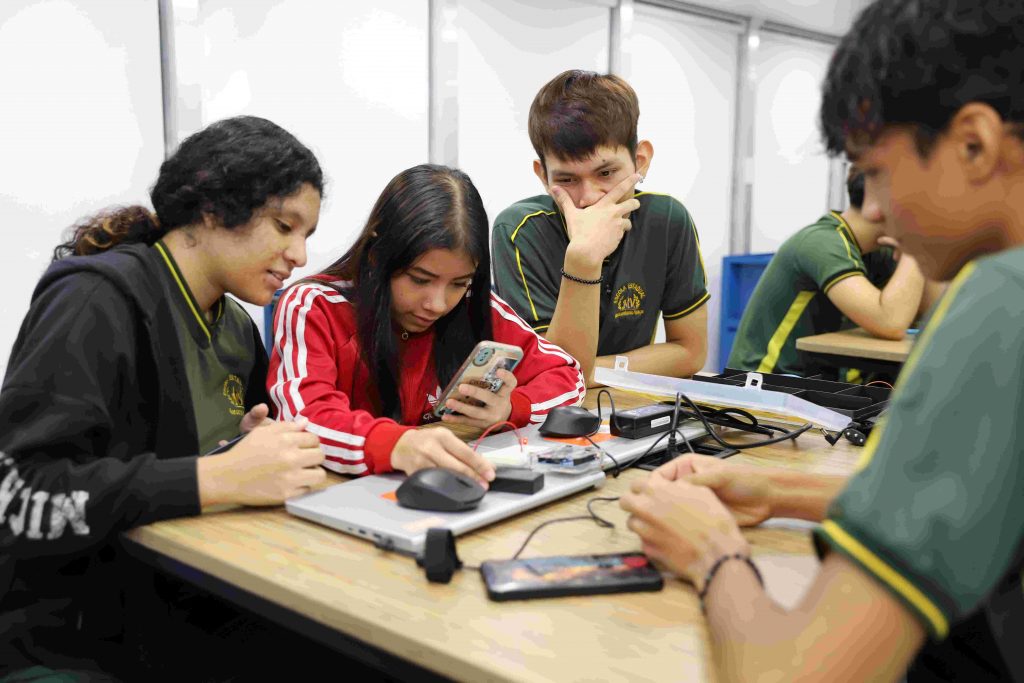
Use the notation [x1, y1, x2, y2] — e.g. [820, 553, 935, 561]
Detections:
[474, 411, 708, 471]
[286, 469, 605, 555]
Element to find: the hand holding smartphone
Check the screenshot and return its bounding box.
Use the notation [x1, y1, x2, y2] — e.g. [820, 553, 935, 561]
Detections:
[434, 341, 523, 418]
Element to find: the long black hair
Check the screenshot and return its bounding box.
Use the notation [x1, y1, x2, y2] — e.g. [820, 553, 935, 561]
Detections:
[318, 164, 493, 420]
[53, 115, 324, 260]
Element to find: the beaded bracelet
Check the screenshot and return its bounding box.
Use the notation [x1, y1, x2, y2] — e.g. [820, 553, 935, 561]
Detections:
[698, 552, 764, 614]
[560, 267, 602, 285]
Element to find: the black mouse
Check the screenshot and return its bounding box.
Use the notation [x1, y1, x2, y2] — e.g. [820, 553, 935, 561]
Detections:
[395, 468, 486, 512]
[538, 405, 601, 438]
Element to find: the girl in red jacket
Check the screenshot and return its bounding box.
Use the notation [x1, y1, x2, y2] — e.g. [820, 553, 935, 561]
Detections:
[268, 164, 585, 486]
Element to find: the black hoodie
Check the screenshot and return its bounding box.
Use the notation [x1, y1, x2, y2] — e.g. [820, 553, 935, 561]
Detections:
[0, 243, 268, 673]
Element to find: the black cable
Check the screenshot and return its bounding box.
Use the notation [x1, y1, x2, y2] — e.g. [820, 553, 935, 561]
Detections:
[675, 392, 813, 449]
[595, 389, 618, 426]
[510, 496, 619, 560]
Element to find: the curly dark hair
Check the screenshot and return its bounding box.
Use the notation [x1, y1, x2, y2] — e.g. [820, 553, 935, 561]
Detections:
[821, 0, 1024, 157]
[54, 116, 324, 260]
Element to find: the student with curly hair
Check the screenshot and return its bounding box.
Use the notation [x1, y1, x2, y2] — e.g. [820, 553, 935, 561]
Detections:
[0, 116, 326, 678]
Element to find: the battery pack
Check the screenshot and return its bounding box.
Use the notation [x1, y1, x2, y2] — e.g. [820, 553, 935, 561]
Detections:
[489, 468, 545, 494]
[609, 404, 678, 440]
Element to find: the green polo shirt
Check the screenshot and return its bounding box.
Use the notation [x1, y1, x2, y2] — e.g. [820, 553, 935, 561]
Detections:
[492, 192, 709, 357]
[814, 246, 1024, 680]
[727, 211, 896, 376]
[154, 241, 258, 454]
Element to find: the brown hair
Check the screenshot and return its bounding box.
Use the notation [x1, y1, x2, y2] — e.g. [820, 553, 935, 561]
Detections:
[62, 206, 161, 257]
[528, 70, 640, 170]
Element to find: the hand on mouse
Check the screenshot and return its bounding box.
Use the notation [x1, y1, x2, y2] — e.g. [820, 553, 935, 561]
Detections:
[440, 369, 517, 430]
[391, 427, 496, 487]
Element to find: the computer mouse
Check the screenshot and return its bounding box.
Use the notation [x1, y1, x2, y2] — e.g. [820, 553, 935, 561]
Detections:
[538, 405, 601, 438]
[395, 468, 486, 513]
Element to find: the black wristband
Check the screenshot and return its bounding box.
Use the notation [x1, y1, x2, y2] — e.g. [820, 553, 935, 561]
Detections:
[560, 268, 602, 285]
[698, 552, 763, 614]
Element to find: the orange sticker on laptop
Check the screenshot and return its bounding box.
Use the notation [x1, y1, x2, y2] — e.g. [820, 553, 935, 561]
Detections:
[381, 491, 398, 502]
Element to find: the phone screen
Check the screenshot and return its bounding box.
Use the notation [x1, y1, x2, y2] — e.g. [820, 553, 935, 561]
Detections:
[481, 552, 663, 601]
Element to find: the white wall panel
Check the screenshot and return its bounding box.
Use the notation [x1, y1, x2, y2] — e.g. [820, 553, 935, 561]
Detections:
[0, 0, 164, 375]
[748, 33, 833, 253]
[625, 6, 739, 371]
[456, 0, 610, 227]
[187, 0, 429, 328]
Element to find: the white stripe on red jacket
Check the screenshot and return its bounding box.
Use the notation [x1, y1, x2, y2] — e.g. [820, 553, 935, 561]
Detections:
[267, 278, 585, 475]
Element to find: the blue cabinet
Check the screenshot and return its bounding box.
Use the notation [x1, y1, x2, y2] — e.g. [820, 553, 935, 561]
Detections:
[718, 253, 773, 371]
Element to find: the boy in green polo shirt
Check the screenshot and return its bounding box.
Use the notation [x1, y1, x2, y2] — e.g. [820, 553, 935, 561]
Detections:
[728, 168, 926, 377]
[618, 0, 1024, 680]
[492, 70, 708, 386]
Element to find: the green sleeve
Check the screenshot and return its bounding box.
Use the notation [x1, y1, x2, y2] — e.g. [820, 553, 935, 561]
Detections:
[795, 224, 867, 293]
[490, 219, 559, 331]
[662, 200, 710, 320]
[814, 261, 1024, 639]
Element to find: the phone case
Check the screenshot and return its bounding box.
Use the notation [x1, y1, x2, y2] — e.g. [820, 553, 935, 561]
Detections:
[433, 341, 523, 417]
[481, 552, 664, 601]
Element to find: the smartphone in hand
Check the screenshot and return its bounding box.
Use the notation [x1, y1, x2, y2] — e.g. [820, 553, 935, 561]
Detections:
[433, 341, 523, 418]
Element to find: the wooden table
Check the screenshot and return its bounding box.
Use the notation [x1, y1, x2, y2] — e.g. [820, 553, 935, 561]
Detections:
[123, 390, 860, 682]
[796, 327, 913, 374]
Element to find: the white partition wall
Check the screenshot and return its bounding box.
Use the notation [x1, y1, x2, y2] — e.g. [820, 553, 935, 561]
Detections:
[0, 0, 165, 377]
[625, 5, 740, 371]
[456, 0, 611, 227]
[178, 0, 430, 326]
[748, 33, 835, 252]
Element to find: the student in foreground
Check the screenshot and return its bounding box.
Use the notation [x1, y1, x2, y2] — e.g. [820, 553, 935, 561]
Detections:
[269, 164, 585, 484]
[621, 1, 1023, 679]
[0, 116, 327, 679]
[728, 167, 930, 377]
[492, 70, 709, 386]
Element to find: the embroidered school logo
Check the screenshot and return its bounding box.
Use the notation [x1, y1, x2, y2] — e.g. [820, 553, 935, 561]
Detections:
[223, 374, 245, 416]
[613, 282, 646, 319]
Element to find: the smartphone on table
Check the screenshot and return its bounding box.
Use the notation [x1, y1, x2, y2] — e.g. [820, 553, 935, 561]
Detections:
[433, 341, 523, 418]
[481, 552, 664, 601]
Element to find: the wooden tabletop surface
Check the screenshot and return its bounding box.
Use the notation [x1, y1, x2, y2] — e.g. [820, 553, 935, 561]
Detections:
[123, 390, 860, 682]
[796, 327, 913, 363]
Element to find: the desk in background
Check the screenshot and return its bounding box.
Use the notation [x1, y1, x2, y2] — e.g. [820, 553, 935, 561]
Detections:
[123, 390, 860, 682]
[796, 327, 913, 376]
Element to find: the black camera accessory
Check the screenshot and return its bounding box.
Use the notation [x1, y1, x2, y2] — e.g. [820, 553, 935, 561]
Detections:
[416, 528, 463, 583]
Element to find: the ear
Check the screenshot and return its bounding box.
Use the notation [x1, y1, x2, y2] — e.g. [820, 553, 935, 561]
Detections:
[635, 140, 654, 178]
[949, 103, 1003, 183]
[533, 159, 550, 190]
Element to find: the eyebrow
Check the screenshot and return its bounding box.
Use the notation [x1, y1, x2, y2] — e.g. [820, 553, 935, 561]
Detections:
[551, 158, 615, 177]
[409, 266, 475, 280]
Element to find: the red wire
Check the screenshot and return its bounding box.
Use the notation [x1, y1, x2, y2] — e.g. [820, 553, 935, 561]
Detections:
[865, 380, 894, 389]
[473, 420, 526, 452]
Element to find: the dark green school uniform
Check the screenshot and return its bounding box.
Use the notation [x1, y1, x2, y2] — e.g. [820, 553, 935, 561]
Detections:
[154, 241, 259, 453]
[814, 246, 1024, 681]
[727, 211, 896, 376]
[491, 192, 708, 356]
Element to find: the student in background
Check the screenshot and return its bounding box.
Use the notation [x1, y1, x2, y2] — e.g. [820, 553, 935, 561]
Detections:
[0, 116, 326, 679]
[728, 167, 927, 377]
[621, 0, 1023, 679]
[269, 164, 584, 483]
[492, 70, 708, 386]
